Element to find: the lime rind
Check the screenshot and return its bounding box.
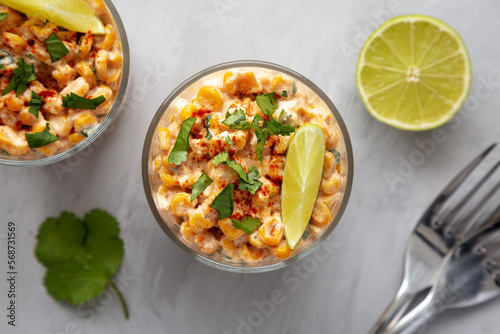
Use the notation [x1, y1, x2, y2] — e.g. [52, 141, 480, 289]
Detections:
[282, 124, 325, 249]
[356, 15, 472, 131]
[0, 0, 105, 34]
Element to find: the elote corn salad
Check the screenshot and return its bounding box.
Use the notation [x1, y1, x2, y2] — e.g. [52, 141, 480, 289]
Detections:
[0, 0, 123, 157]
[150, 68, 347, 263]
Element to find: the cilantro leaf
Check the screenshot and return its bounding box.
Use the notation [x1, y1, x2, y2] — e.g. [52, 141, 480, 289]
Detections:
[0, 13, 8, 21]
[222, 108, 252, 130]
[282, 90, 288, 98]
[2, 58, 37, 96]
[168, 117, 196, 165]
[255, 128, 269, 163]
[231, 216, 261, 234]
[210, 183, 234, 220]
[25, 123, 59, 148]
[255, 93, 278, 116]
[266, 117, 296, 137]
[204, 115, 212, 140]
[225, 135, 234, 145]
[1, 148, 9, 156]
[35, 209, 128, 318]
[190, 172, 213, 201]
[28, 91, 42, 117]
[45, 33, 69, 63]
[332, 149, 341, 166]
[62, 92, 106, 109]
[212, 152, 248, 183]
[238, 167, 263, 194]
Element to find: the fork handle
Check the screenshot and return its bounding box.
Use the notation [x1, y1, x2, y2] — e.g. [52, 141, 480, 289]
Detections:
[369, 284, 417, 334]
[385, 296, 438, 334]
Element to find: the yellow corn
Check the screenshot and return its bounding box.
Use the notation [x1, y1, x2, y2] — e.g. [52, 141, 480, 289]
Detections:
[248, 231, 266, 249]
[180, 104, 197, 122]
[219, 218, 245, 241]
[180, 220, 196, 243]
[2, 32, 27, 53]
[195, 86, 223, 111]
[237, 72, 259, 94]
[223, 71, 235, 93]
[69, 133, 86, 144]
[171, 193, 196, 217]
[239, 244, 265, 263]
[258, 215, 283, 246]
[311, 200, 332, 227]
[272, 240, 292, 259]
[158, 127, 171, 150]
[74, 112, 97, 129]
[270, 75, 284, 91]
[220, 236, 237, 258]
[32, 123, 47, 133]
[160, 167, 178, 187]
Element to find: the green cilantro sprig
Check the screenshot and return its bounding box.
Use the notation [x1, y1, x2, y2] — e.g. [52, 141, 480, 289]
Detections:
[222, 108, 252, 130]
[213, 152, 263, 194]
[204, 115, 212, 139]
[168, 117, 196, 165]
[0, 13, 8, 21]
[28, 91, 43, 117]
[25, 123, 59, 148]
[35, 209, 128, 319]
[190, 172, 213, 201]
[225, 136, 234, 145]
[232, 216, 261, 234]
[45, 33, 69, 63]
[2, 58, 37, 96]
[62, 92, 106, 109]
[210, 183, 234, 220]
[253, 93, 296, 162]
[332, 149, 341, 166]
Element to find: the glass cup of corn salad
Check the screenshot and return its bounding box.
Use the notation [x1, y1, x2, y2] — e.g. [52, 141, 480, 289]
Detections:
[0, 0, 129, 166]
[142, 61, 353, 272]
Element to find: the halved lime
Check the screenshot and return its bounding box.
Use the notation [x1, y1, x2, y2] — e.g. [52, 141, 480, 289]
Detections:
[282, 124, 325, 249]
[1, 0, 105, 34]
[356, 15, 472, 131]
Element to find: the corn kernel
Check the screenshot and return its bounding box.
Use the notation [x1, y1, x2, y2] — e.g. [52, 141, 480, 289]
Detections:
[69, 133, 86, 144]
[273, 240, 292, 259]
[223, 71, 235, 94]
[74, 112, 97, 129]
[171, 193, 196, 217]
[158, 127, 171, 150]
[180, 104, 197, 122]
[160, 167, 178, 187]
[195, 86, 223, 111]
[237, 72, 259, 94]
[239, 244, 265, 262]
[32, 123, 47, 133]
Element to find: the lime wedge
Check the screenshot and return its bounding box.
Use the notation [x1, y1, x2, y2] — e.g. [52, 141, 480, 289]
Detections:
[282, 124, 325, 249]
[0, 0, 105, 34]
[356, 15, 472, 131]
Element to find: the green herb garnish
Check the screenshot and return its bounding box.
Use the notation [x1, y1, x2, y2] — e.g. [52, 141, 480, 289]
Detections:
[2, 58, 36, 96]
[28, 91, 42, 117]
[168, 117, 196, 165]
[225, 136, 234, 145]
[25, 123, 59, 148]
[231, 216, 261, 234]
[190, 172, 213, 201]
[213, 152, 262, 194]
[45, 33, 70, 63]
[210, 183, 234, 220]
[1, 148, 9, 156]
[0, 13, 8, 21]
[62, 92, 106, 109]
[282, 90, 288, 98]
[204, 115, 212, 140]
[222, 108, 252, 130]
[255, 93, 278, 116]
[35, 209, 128, 319]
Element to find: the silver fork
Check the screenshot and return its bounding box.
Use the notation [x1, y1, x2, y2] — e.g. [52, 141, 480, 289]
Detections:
[386, 218, 500, 333]
[370, 144, 500, 333]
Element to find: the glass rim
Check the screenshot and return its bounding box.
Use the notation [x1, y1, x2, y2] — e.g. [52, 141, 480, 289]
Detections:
[142, 60, 354, 273]
[0, 0, 130, 167]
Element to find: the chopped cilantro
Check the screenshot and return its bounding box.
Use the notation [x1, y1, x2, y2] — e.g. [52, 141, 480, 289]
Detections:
[210, 183, 234, 220]
[225, 135, 234, 145]
[28, 91, 43, 117]
[231, 216, 261, 234]
[255, 93, 278, 116]
[62, 93, 106, 109]
[168, 117, 196, 165]
[222, 108, 252, 130]
[46, 33, 70, 63]
[332, 149, 341, 166]
[0, 13, 7, 21]
[2, 58, 37, 96]
[190, 172, 213, 201]
[204, 115, 212, 140]
[35, 209, 128, 318]
[213, 153, 262, 194]
[1, 148, 9, 156]
[237, 167, 263, 194]
[25, 123, 59, 148]
[282, 90, 288, 98]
